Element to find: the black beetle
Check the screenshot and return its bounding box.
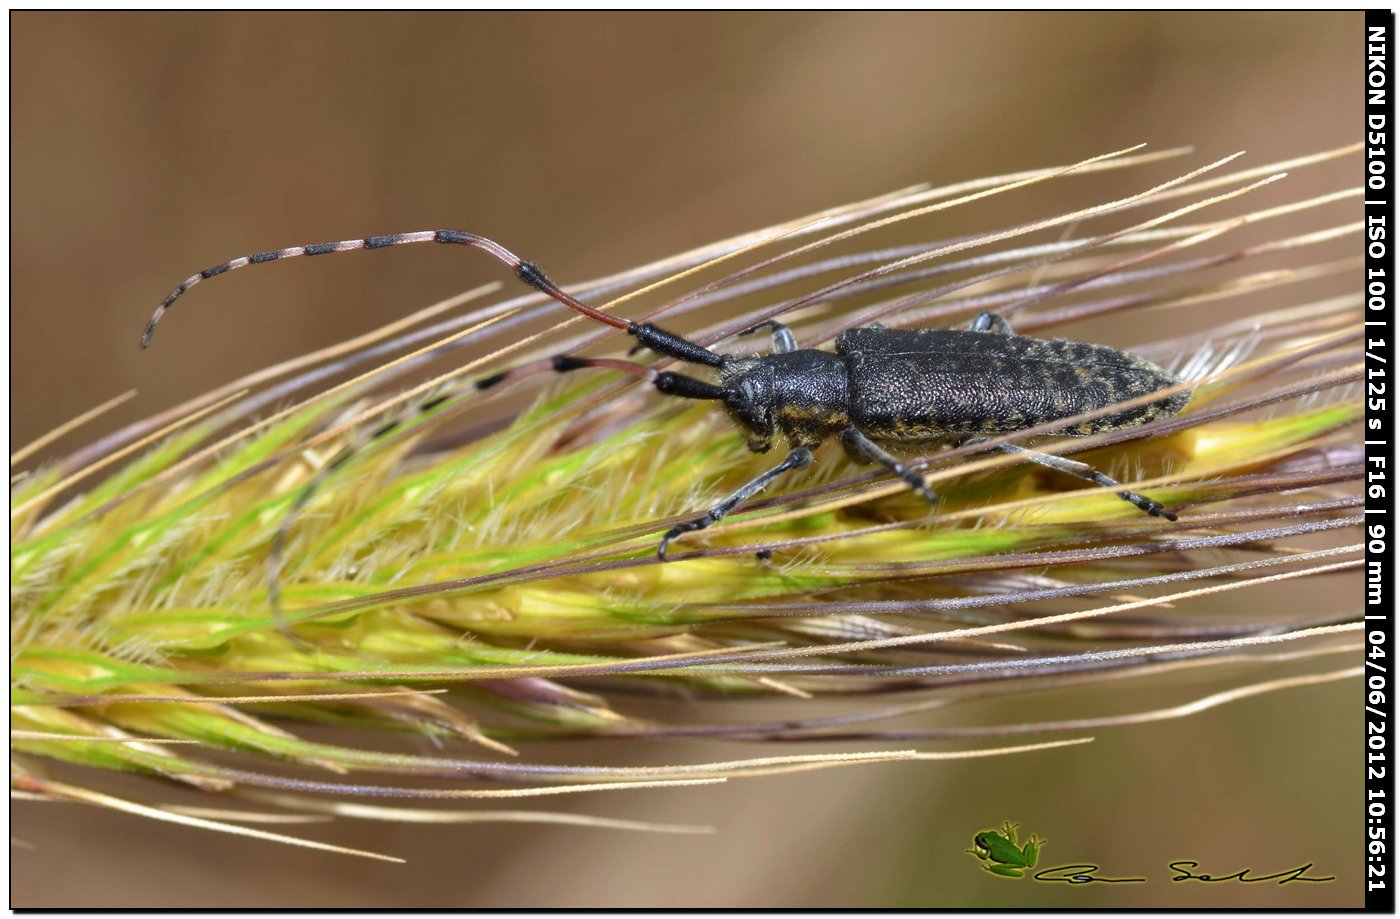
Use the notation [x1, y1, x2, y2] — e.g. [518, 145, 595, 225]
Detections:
[143, 228, 1190, 559]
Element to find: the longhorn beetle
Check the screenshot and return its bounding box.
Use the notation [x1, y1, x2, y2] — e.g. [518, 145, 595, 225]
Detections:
[143, 229, 1191, 559]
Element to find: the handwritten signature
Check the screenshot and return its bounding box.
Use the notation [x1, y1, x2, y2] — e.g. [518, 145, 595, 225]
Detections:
[1026, 861, 1334, 885]
[1167, 861, 1335, 884]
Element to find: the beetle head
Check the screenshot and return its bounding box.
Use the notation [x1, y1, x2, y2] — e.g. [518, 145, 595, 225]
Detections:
[718, 358, 775, 450]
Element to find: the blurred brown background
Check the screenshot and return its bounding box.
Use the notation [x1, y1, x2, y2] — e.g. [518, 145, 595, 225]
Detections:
[12, 11, 1361, 908]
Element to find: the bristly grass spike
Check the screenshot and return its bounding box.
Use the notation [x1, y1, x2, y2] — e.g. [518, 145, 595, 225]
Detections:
[142, 226, 1191, 562]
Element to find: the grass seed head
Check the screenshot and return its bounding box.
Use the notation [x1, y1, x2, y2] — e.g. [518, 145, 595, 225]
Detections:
[11, 145, 1363, 858]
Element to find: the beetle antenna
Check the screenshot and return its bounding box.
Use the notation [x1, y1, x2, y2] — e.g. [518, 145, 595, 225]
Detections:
[476, 354, 727, 401]
[141, 229, 727, 367]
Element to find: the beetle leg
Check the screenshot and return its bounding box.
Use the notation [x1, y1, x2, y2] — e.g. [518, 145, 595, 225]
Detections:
[840, 428, 937, 501]
[968, 440, 1177, 520]
[968, 311, 1015, 335]
[658, 447, 813, 558]
[737, 320, 798, 354]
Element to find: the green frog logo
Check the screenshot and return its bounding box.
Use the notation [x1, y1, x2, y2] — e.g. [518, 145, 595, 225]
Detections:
[968, 821, 1044, 878]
